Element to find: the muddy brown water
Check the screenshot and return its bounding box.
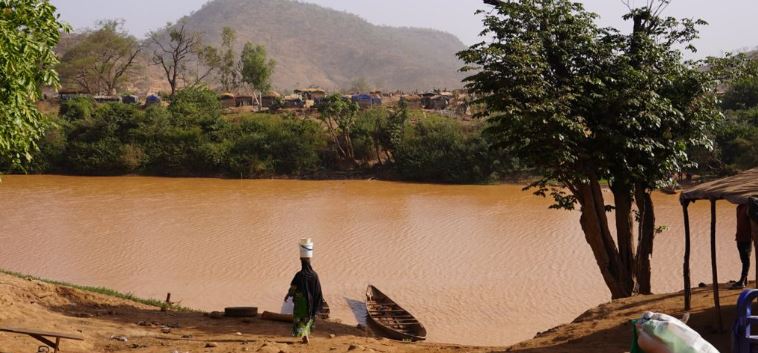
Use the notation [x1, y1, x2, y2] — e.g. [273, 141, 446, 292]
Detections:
[0, 175, 746, 346]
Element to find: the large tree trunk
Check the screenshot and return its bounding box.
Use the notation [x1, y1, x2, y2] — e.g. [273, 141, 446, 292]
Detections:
[575, 178, 634, 299]
[635, 186, 656, 294]
[612, 184, 637, 293]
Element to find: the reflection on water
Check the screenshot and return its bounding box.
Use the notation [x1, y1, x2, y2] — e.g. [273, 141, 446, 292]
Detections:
[0, 175, 745, 346]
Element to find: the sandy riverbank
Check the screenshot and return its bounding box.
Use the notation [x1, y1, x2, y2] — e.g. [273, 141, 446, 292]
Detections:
[0, 271, 741, 352]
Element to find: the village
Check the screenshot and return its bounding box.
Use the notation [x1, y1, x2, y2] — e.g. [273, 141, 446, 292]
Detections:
[50, 87, 474, 118]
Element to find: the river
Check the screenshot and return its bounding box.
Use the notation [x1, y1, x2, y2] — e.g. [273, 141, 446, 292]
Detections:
[0, 175, 745, 346]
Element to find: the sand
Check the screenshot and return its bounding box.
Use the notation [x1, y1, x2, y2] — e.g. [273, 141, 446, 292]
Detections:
[0, 272, 740, 352]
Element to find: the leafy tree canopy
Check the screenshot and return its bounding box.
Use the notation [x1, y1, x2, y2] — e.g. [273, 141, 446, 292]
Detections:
[458, 0, 720, 298]
[0, 0, 68, 167]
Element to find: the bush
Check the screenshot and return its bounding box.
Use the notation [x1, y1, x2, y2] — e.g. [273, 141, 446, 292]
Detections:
[59, 97, 95, 121]
[169, 86, 223, 133]
[393, 116, 495, 183]
[223, 114, 325, 177]
[61, 103, 145, 175]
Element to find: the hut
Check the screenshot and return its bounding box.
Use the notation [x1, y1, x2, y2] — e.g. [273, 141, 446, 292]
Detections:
[351, 94, 381, 109]
[294, 88, 327, 102]
[399, 95, 422, 109]
[425, 95, 450, 110]
[145, 94, 162, 106]
[679, 167, 758, 331]
[283, 94, 305, 109]
[261, 92, 281, 109]
[121, 95, 139, 104]
[93, 95, 121, 103]
[235, 95, 255, 107]
[58, 90, 87, 101]
[219, 93, 236, 108]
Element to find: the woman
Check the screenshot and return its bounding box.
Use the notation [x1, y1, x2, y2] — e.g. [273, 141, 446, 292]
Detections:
[284, 239, 323, 343]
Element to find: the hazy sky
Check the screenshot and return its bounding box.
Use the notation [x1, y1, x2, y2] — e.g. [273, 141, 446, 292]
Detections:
[50, 0, 757, 58]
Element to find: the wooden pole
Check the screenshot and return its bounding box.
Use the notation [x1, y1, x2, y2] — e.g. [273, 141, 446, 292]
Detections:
[754, 219, 758, 288]
[710, 199, 723, 332]
[682, 201, 692, 311]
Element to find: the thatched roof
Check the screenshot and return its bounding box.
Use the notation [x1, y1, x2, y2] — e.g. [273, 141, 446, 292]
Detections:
[680, 167, 758, 204]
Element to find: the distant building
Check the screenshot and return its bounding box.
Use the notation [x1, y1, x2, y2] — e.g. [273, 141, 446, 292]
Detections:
[93, 95, 121, 103]
[57, 90, 88, 101]
[420, 91, 451, 110]
[283, 94, 305, 108]
[294, 88, 327, 102]
[121, 95, 139, 104]
[261, 92, 281, 108]
[235, 95, 255, 107]
[145, 94, 162, 106]
[351, 93, 381, 109]
[219, 93, 236, 108]
[399, 95, 422, 109]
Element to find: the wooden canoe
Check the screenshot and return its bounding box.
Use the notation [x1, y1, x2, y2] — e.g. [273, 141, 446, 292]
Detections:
[365, 285, 427, 341]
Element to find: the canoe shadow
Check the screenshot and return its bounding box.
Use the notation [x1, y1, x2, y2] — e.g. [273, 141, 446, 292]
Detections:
[344, 297, 368, 326]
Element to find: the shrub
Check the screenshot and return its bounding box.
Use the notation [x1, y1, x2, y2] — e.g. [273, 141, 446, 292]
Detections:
[223, 114, 325, 177]
[59, 96, 95, 121]
[394, 116, 494, 183]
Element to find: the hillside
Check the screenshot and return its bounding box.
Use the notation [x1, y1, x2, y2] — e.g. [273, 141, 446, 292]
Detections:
[174, 0, 467, 91]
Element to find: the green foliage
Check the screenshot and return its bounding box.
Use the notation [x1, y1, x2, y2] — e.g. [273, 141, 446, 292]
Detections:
[458, 0, 719, 204]
[458, 0, 720, 298]
[64, 103, 145, 175]
[0, 0, 68, 167]
[722, 76, 758, 111]
[240, 42, 275, 98]
[217, 27, 239, 92]
[223, 115, 325, 177]
[59, 96, 95, 121]
[57, 20, 141, 95]
[714, 108, 758, 170]
[318, 94, 360, 161]
[394, 116, 494, 183]
[168, 85, 223, 131]
[4, 91, 513, 182]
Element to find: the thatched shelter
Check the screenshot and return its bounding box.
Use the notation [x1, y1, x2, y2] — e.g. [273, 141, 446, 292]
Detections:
[679, 167, 758, 330]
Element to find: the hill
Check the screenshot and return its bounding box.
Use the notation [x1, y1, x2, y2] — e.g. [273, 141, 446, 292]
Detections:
[174, 0, 467, 91]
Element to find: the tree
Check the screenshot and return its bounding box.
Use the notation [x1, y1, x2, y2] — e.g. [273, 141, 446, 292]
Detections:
[348, 77, 371, 94]
[240, 42, 275, 109]
[58, 20, 141, 95]
[217, 27, 239, 92]
[0, 0, 68, 167]
[149, 22, 216, 97]
[317, 94, 359, 162]
[459, 0, 719, 298]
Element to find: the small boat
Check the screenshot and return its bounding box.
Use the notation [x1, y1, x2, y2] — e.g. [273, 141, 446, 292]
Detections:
[365, 285, 427, 341]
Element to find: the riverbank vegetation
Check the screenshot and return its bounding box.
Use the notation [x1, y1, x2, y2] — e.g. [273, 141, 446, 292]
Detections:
[1, 87, 517, 183]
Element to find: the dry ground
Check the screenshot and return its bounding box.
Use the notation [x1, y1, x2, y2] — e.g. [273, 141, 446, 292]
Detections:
[0, 272, 741, 353]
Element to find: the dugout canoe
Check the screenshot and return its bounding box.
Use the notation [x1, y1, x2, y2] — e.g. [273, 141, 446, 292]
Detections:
[365, 285, 427, 341]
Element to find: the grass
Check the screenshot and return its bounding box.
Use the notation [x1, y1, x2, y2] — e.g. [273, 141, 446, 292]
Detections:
[0, 268, 194, 311]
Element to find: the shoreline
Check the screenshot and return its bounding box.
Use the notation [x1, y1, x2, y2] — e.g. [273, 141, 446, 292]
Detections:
[0, 269, 734, 352]
[0, 172, 537, 187]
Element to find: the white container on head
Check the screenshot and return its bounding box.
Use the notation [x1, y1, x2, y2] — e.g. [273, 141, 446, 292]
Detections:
[299, 238, 313, 258]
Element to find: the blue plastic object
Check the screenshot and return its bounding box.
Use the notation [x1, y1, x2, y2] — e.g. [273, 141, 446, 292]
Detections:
[733, 289, 758, 353]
